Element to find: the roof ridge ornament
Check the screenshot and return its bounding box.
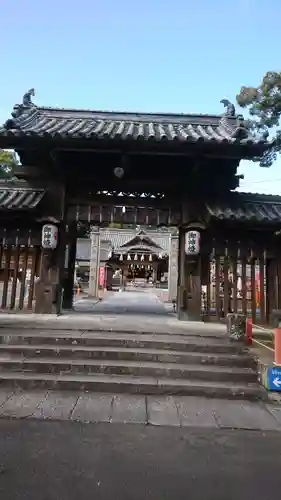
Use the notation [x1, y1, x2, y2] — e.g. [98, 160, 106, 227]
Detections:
[231, 115, 249, 139]
[4, 88, 36, 130]
[220, 99, 236, 117]
[219, 99, 249, 140]
[22, 88, 36, 107]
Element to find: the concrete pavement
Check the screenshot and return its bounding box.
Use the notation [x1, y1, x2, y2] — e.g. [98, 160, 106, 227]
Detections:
[0, 419, 281, 500]
[0, 312, 227, 338]
[0, 289, 227, 336]
[0, 388, 281, 430]
[74, 290, 170, 315]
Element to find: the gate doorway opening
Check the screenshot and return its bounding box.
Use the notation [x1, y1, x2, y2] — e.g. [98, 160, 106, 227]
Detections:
[69, 226, 174, 316]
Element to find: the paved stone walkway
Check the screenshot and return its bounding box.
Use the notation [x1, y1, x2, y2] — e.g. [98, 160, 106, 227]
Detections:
[0, 388, 281, 430]
[74, 290, 170, 315]
[0, 311, 227, 337]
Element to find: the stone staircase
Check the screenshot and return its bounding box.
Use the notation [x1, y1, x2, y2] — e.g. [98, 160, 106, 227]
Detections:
[0, 328, 266, 400]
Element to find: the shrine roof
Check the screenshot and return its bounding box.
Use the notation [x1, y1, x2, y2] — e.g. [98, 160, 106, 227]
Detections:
[0, 184, 45, 210]
[206, 192, 281, 223]
[0, 91, 267, 149]
[100, 228, 170, 252]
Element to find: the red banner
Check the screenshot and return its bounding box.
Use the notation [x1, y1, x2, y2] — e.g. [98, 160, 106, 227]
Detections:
[99, 266, 105, 288]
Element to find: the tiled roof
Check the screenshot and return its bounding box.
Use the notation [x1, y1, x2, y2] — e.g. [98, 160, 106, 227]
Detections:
[120, 231, 162, 249]
[206, 192, 281, 223]
[119, 244, 164, 254]
[0, 186, 45, 209]
[100, 229, 171, 252]
[76, 232, 170, 263]
[0, 101, 266, 146]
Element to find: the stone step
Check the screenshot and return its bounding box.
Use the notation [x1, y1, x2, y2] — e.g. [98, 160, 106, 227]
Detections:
[0, 355, 257, 383]
[0, 331, 248, 354]
[0, 371, 265, 400]
[0, 344, 256, 368]
[0, 324, 228, 338]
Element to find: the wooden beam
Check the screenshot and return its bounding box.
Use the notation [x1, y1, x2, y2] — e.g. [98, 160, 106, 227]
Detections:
[14, 166, 46, 179]
[66, 204, 181, 226]
[67, 194, 178, 208]
[0, 132, 264, 161]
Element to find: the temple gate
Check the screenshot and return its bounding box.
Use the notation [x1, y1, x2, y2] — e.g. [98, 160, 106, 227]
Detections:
[0, 89, 279, 323]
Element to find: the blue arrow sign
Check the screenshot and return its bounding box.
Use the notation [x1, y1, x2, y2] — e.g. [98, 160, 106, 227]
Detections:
[268, 366, 281, 391]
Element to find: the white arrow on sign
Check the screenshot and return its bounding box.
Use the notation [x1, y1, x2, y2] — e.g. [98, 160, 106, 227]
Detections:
[273, 377, 281, 388]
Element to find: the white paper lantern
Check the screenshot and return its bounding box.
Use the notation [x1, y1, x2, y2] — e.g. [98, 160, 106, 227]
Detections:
[41, 224, 58, 250]
[185, 231, 200, 255]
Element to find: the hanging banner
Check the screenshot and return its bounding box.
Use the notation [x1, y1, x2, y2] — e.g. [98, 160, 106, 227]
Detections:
[99, 266, 105, 288]
[185, 231, 200, 255]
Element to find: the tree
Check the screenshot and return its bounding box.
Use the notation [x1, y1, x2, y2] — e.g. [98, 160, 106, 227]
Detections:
[0, 149, 19, 178]
[236, 71, 281, 167]
[0, 150, 19, 179]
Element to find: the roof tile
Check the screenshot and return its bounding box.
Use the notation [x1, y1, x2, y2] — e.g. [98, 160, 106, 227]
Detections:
[0, 187, 45, 209]
[0, 103, 265, 146]
[100, 229, 170, 252]
[206, 192, 281, 223]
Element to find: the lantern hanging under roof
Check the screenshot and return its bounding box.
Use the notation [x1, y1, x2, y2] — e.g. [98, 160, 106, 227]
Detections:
[134, 254, 138, 261]
[119, 254, 123, 261]
[127, 254, 131, 261]
[185, 231, 200, 255]
[141, 254, 144, 261]
[158, 253, 162, 259]
[149, 254, 152, 262]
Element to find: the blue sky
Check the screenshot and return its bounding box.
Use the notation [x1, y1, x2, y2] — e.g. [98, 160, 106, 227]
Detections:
[1, 0, 280, 193]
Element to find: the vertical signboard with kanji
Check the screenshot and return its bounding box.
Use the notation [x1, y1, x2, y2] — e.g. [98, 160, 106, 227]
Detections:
[41, 224, 58, 249]
[185, 231, 200, 255]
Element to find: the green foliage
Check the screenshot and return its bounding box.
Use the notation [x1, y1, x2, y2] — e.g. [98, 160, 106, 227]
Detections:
[0, 150, 19, 179]
[236, 71, 281, 167]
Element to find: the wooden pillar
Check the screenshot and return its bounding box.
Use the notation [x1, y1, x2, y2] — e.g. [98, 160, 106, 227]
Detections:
[177, 199, 204, 321]
[34, 249, 55, 314]
[277, 255, 281, 310]
[105, 265, 113, 290]
[35, 180, 66, 314]
[168, 230, 178, 301]
[62, 222, 77, 309]
[177, 228, 185, 312]
[201, 254, 210, 320]
[266, 258, 277, 323]
[89, 227, 100, 297]
[183, 256, 202, 321]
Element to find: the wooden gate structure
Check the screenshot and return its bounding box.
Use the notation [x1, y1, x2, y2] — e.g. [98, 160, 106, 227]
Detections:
[0, 89, 280, 323]
[0, 199, 42, 312]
